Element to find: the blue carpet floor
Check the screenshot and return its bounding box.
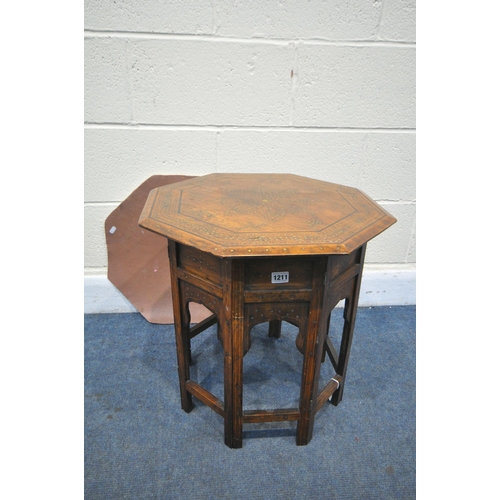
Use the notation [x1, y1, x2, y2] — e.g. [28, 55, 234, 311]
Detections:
[85, 306, 415, 499]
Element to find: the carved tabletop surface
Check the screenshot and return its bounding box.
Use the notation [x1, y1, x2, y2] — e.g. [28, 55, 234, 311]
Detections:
[139, 173, 396, 257]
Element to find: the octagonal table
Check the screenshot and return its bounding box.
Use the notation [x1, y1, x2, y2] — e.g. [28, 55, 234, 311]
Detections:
[139, 173, 396, 448]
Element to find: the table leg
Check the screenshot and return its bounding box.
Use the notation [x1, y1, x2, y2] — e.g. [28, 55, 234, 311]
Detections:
[322, 313, 332, 363]
[222, 259, 245, 448]
[296, 257, 329, 446]
[268, 319, 282, 338]
[330, 297, 356, 406]
[331, 244, 366, 406]
[168, 241, 193, 413]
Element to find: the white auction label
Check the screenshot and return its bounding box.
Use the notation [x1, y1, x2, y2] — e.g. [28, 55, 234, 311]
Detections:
[271, 271, 289, 284]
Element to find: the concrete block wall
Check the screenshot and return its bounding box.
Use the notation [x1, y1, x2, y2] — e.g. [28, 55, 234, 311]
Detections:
[84, 0, 416, 312]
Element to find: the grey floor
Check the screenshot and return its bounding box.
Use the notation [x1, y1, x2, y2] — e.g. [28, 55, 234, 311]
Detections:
[85, 306, 415, 500]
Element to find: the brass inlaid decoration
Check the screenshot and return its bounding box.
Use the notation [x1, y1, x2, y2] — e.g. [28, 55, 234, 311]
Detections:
[139, 173, 396, 256]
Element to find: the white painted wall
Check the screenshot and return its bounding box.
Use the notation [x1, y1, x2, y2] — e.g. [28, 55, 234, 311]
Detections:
[84, 0, 416, 311]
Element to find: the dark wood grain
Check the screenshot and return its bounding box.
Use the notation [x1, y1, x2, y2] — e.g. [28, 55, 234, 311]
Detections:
[186, 380, 224, 417]
[296, 256, 329, 445]
[315, 375, 342, 413]
[167, 240, 193, 413]
[139, 173, 396, 257]
[242, 408, 301, 423]
[143, 174, 396, 448]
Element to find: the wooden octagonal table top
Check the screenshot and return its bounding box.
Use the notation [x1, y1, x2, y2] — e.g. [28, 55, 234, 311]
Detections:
[139, 173, 396, 257]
